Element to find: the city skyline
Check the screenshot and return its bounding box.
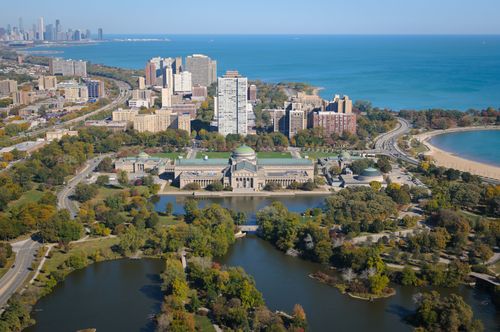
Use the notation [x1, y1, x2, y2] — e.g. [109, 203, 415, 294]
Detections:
[1, 0, 500, 35]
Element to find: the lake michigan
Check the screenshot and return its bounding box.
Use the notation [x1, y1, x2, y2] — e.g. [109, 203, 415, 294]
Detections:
[28, 34, 500, 111]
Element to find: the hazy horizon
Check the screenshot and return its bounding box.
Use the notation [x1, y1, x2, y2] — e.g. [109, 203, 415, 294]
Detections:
[2, 0, 500, 35]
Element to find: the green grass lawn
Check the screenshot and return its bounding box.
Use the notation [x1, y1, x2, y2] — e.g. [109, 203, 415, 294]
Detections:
[151, 152, 185, 160]
[196, 152, 231, 159]
[42, 237, 120, 274]
[196, 151, 293, 159]
[157, 215, 181, 227]
[300, 152, 338, 160]
[256, 151, 292, 159]
[8, 190, 45, 207]
[195, 315, 215, 332]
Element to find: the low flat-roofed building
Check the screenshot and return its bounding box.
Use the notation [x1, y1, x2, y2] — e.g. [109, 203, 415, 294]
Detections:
[0, 139, 47, 154]
[46, 128, 79, 141]
[84, 120, 128, 132]
[115, 152, 170, 174]
[340, 167, 386, 188]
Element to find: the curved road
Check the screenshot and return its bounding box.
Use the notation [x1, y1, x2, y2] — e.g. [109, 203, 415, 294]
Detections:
[23, 78, 131, 139]
[57, 154, 113, 218]
[0, 238, 41, 309]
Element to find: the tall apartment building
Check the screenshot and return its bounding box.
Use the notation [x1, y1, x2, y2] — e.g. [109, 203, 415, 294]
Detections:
[145, 62, 156, 86]
[311, 111, 357, 136]
[12, 90, 36, 105]
[161, 88, 172, 108]
[174, 57, 182, 74]
[185, 54, 217, 87]
[130, 89, 154, 108]
[248, 84, 257, 103]
[83, 78, 105, 99]
[138, 77, 146, 90]
[38, 76, 57, 91]
[326, 95, 353, 114]
[0, 79, 18, 96]
[175, 113, 191, 133]
[131, 109, 191, 133]
[98, 28, 103, 40]
[133, 114, 158, 133]
[191, 85, 207, 100]
[263, 109, 287, 133]
[288, 109, 306, 139]
[174, 71, 192, 93]
[217, 71, 248, 136]
[49, 58, 87, 77]
[60, 83, 89, 103]
[112, 108, 139, 122]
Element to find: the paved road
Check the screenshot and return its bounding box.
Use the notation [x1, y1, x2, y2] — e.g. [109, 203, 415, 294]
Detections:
[373, 117, 416, 163]
[18, 78, 131, 139]
[57, 154, 113, 218]
[0, 238, 41, 309]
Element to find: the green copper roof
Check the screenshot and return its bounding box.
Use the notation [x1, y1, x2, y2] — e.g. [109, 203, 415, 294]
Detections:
[233, 144, 255, 155]
[137, 152, 150, 159]
[257, 158, 313, 166]
[361, 167, 382, 177]
[176, 159, 228, 166]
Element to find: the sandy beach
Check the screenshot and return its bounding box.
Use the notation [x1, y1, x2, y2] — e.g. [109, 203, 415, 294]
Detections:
[415, 126, 500, 181]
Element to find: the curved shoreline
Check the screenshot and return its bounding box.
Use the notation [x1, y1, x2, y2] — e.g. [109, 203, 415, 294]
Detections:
[415, 126, 500, 181]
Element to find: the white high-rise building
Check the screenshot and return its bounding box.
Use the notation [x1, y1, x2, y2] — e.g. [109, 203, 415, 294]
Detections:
[174, 71, 192, 94]
[38, 17, 45, 41]
[161, 88, 172, 108]
[217, 71, 248, 136]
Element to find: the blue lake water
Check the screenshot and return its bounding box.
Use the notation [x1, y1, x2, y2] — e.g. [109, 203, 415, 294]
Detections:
[430, 130, 500, 166]
[28, 35, 500, 110]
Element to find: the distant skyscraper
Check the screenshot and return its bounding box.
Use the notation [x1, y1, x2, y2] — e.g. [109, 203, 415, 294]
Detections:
[217, 71, 248, 136]
[85, 29, 91, 40]
[98, 28, 103, 40]
[145, 62, 156, 86]
[38, 17, 45, 40]
[18, 17, 23, 33]
[55, 19, 61, 40]
[45, 24, 54, 41]
[185, 54, 217, 87]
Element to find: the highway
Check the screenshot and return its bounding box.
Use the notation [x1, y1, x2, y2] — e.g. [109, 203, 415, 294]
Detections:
[0, 238, 41, 309]
[57, 154, 113, 218]
[22, 78, 131, 139]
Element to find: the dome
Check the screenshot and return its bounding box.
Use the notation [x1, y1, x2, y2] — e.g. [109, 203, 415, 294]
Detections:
[358, 167, 384, 182]
[233, 145, 255, 155]
[361, 167, 382, 177]
[339, 151, 351, 160]
[137, 152, 150, 159]
[232, 145, 256, 162]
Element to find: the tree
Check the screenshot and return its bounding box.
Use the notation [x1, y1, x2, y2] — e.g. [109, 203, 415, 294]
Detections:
[117, 170, 129, 187]
[206, 182, 224, 192]
[118, 225, 145, 254]
[292, 304, 307, 330]
[95, 175, 109, 187]
[376, 157, 392, 173]
[96, 157, 114, 172]
[165, 202, 174, 216]
[412, 291, 483, 332]
[73, 183, 98, 203]
[400, 266, 418, 286]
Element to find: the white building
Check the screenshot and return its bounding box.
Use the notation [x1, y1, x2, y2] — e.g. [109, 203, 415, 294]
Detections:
[161, 88, 172, 108]
[217, 71, 248, 136]
[174, 71, 192, 94]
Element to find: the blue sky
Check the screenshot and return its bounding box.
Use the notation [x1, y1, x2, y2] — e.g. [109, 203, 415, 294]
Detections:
[2, 0, 500, 34]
